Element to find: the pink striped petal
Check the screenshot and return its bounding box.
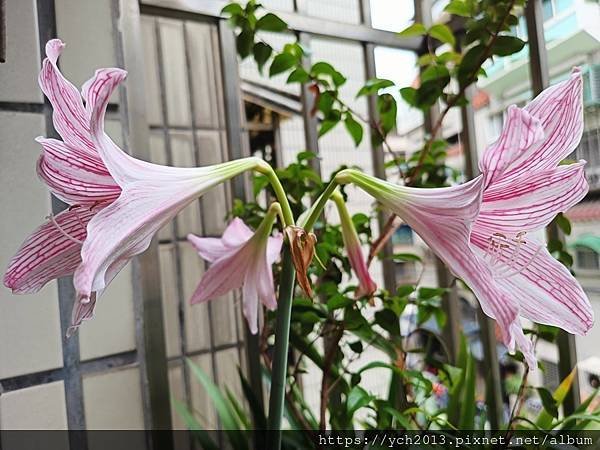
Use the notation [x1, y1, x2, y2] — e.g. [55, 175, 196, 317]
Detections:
[477, 162, 588, 234]
[3, 208, 94, 293]
[497, 68, 583, 183]
[190, 245, 250, 304]
[343, 172, 519, 345]
[189, 216, 282, 332]
[479, 106, 544, 189]
[36, 137, 120, 206]
[471, 231, 593, 336]
[511, 322, 537, 369]
[39, 40, 96, 153]
[74, 67, 260, 305]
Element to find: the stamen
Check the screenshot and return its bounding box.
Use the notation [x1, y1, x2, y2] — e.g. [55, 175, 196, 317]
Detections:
[485, 231, 543, 280]
[46, 213, 84, 245]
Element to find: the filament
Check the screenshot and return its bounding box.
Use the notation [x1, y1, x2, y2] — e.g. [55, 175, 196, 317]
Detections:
[46, 213, 85, 245]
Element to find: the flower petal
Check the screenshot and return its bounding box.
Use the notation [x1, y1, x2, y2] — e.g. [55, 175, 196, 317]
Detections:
[222, 217, 254, 247]
[498, 68, 583, 182]
[39, 39, 96, 152]
[243, 271, 260, 334]
[477, 162, 588, 234]
[255, 254, 278, 310]
[266, 233, 284, 266]
[3, 208, 94, 293]
[346, 172, 519, 344]
[511, 321, 537, 370]
[190, 247, 249, 304]
[74, 67, 261, 303]
[36, 137, 120, 206]
[471, 232, 593, 336]
[479, 106, 544, 188]
[187, 234, 228, 262]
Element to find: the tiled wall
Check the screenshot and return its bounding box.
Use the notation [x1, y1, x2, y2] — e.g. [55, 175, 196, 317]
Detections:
[140, 14, 246, 430]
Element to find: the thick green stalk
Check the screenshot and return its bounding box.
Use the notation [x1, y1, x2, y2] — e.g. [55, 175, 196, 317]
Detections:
[255, 163, 295, 227]
[266, 244, 296, 449]
[301, 180, 339, 231]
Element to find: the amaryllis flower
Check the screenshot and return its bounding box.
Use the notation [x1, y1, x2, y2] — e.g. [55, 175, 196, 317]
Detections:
[331, 190, 377, 299]
[4, 39, 121, 312]
[4, 39, 265, 332]
[336, 68, 592, 367]
[187, 207, 283, 334]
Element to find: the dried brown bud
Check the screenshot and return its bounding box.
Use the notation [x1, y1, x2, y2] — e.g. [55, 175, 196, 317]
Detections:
[284, 226, 317, 298]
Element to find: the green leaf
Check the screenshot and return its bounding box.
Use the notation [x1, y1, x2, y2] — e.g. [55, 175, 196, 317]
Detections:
[253, 42, 272, 73]
[382, 406, 411, 429]
[286, 67, 309, 84]
[349, 340, 363, 354]
[269, 52, 297, 76]
[238, 368, 267, 430]
[374, 309, 400, 336]
[357, 361, 400, 375]
[221, 3, 243, 17]
[356, 78, 395, 97]
[311, 62, 346, 87]
[492, 35, 526, 57]
[400, 87, 418, 107]
[344, 114, 363, 146]
[318, 118, 339, 137]
[536, 367, 577, 428]
[444, 0, 471, 17]
[328, 294, 353, 311]
[429, 24, 456, 47]
[457, 44, 486, 87]
[186, 359, 248, 450]
[418, 287, 447, 299]
[420, 64, 450, 84]
[459, 342, 476, 429]
[256, 12, 287, 32]
[554, 213, 572, 235]
[225, 388, 252, 429]
[391, 253, 422, 263]
[396, 284, 415, 297]
[398, 23, 427, 38]
[347, 386, 372, 416]
[537, 387, 559, 419]
[172, 398, 219, 450]
[236, 29, 255, 59]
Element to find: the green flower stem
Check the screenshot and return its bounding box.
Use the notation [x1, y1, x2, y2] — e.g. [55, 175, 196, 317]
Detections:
[252, 202, 282, 242]
[301, 179, 339, 232]
[255, 162, 295, 227]
[266, 244, 296, 449]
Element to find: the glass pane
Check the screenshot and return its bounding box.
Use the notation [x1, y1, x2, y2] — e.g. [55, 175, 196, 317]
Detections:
[542, 0, 554, 21]
[555, 0, 573, 14]
[370, 0, 414, 32]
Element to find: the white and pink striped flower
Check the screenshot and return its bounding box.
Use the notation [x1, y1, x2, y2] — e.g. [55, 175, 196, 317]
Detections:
[337, 68, 592, 367]
[187, 209, 283, 334]
[331, 190, 377, 299]
[4, 40, 263, 333]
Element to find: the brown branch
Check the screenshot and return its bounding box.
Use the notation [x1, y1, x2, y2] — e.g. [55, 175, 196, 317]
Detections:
[319, 326, 344, 431]
[367, 214, 402, 268]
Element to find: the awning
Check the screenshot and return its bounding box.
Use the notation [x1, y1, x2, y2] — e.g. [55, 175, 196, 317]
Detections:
[570, 234, 600, 254]
[565, 200, 600, 223]
[241, 79, 302, 117]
